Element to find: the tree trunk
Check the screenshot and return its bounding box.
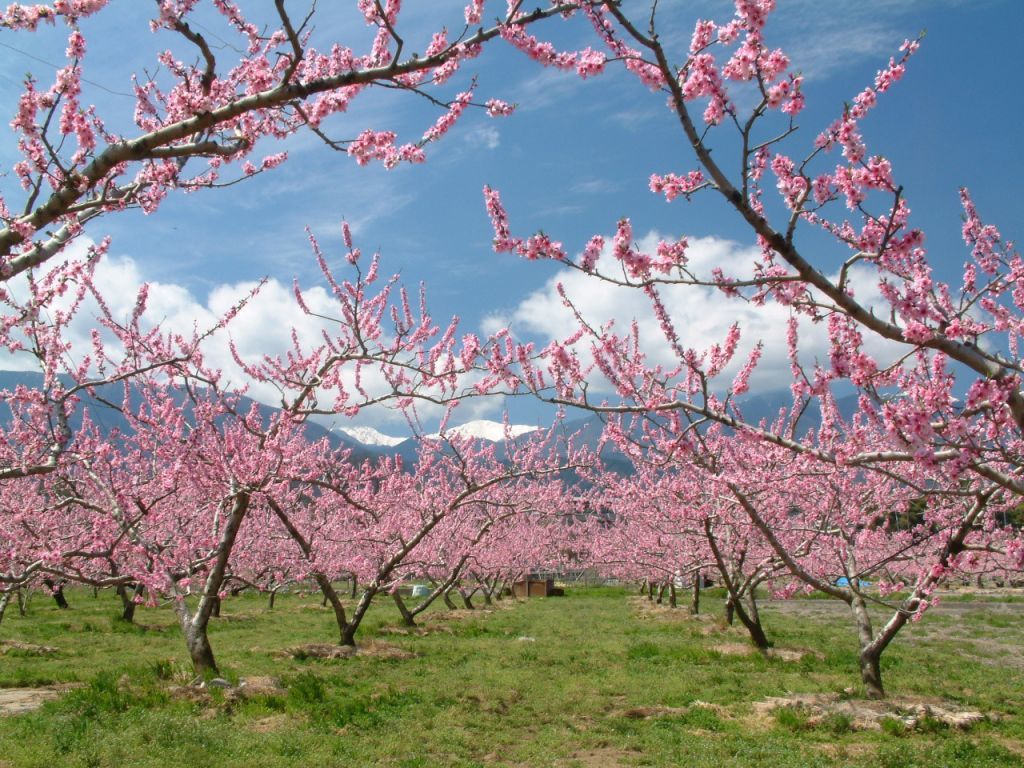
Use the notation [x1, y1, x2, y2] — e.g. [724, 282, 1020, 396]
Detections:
[690, 575, 700, 615]
[736, 599, 771, 649]
[42, 579, 69, 609]
[210, 595, 221, 618]
[478, 578, 494, 606]
[668, 583, 677, 609]
[458, 588, 475, 610]
[174, 491, 251, 677]
[656, 583, 666, 605]
[850, 594, 885, 699]
[16, 588, 26, 616]
[647, 581, 655, 601]
[859, 646, 885, 700]
[314, 573, 351, 644]
[116, 583, 144, 623]
[183, 620, 218, 677]
[724, 597, 734, 625]
[442, 588, 458, 610]
[639, 580, 647, 596]
[744, 590, 762, 628]
[407, 573, 461, 622]
[392, 591, 416, 627]
[341, 588, 376, 647]
[0, 592, 9, 627]
[702, 521, 770, 648]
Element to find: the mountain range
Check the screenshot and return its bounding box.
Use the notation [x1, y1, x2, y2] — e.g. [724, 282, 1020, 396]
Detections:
[0, 370, 858, 473]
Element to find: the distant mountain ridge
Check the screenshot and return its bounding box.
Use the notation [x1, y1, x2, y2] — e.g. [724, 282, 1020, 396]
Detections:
[0, 370, 859, 473]
[0, 370, 377, 464]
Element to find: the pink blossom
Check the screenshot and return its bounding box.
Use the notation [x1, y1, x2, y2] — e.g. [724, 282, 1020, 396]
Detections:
[485, 99, 516, 117]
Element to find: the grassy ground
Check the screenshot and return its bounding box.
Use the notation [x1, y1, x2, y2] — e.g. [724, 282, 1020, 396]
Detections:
[0, 585, 1021, 767]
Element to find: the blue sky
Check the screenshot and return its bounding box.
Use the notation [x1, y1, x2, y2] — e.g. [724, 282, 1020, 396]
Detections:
[0, 1, 1020, 433]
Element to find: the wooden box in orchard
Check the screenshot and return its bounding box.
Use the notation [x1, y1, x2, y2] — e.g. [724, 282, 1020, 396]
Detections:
[511, 577, 564, 598]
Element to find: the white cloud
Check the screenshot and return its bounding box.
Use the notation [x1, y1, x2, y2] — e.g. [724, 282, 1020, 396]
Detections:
[464, 124, 501, 150]
[497, 231, 901, 397]
[0, 239, 499, 432]
[570, 178, 617, 195]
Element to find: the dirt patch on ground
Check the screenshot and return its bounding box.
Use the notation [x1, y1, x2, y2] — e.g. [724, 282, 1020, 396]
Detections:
[994, 736, 1024, 758]
[248, 714, 291, 733]
[0, 684, 82, 715]
[168, 675, 287, 708]
[550, 747, 640, 767]
[0, 640, 59, 657]
[429, 607, 501, 622]
[274, 640, 417, 661]
[378, 623, 453, 636]
[817, 741, 877, 761]
[620, 700, 731, 720]
[629, 596, 708, 620]
[711, 642, 757, 657]
[710, 642, 823, 662]
[237, 675, 286, 696]
[751, 692, 990, 731]
[496, 742, 642, 767]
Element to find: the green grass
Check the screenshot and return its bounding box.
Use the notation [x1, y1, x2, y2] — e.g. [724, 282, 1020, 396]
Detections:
[0, 586, 1021, 767]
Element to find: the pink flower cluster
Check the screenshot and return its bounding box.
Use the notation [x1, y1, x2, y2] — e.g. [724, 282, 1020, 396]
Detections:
[347, 129, 424, 168]
[485, 98, 516, 117]
[649, 171, 706, 202]
[500, 24, 606, 80]
[0, 0, 107, 29]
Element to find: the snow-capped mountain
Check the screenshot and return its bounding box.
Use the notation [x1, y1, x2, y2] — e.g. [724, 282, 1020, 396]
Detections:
[337, 419, 540, 447]
[425, 419, 540, 442]
[337, 426, 408, 447]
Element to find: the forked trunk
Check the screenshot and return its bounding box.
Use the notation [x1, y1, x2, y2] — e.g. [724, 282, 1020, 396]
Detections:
[851, 593, 885, 699]
[116, 583, 144, 623]
[703, 521, 770, 649]
[479, 578, 494, 606]
[314, 574, 351, 643]
[341, 588, 376, 646]
[442, 588, 458, 610]
[406, 578, 454, 622]
[42, 579, 69, 609]
[183, 621, 218, 677]
[732, 595, 771, 650]
[392, 591, 416, 627]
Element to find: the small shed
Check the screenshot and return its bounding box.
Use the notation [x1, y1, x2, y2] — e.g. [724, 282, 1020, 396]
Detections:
[511, 576, 563, 598]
